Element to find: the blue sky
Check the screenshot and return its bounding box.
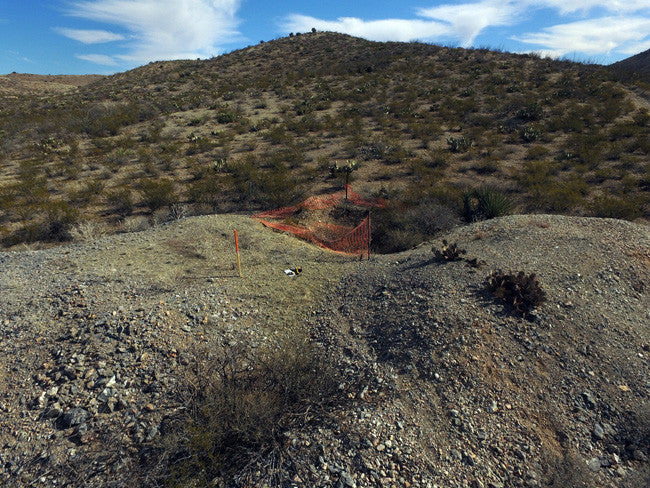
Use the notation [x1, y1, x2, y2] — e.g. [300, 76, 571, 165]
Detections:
[2, 1, 649, 75]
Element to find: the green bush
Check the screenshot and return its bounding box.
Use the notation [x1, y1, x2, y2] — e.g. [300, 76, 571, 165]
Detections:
[372, 199, 459, 253]
[139, 178, 177, 212]
[40, 200, 80, 242]
[187, 176, 223, 209]
[106, 188, 134, 217]
[215, 112, 237, 124]
[590, 195, 644, 220]
[447, 135, 473, 152]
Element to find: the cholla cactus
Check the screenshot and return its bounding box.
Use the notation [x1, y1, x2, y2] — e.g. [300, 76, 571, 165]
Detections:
[329, 160, 358, 200]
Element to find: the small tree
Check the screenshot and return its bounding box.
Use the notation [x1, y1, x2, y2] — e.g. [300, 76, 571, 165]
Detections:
[329, 160, 358, 200]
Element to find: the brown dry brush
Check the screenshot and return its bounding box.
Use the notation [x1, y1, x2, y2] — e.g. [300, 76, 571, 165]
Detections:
[139, 335, 348, 487]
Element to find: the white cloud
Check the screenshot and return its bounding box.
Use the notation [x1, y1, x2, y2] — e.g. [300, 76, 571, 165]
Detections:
[618, 38, 650, 55]
[65, 0, 242, 64]
[76, 53, 119, 65]
[283, 1, 523, 48]
[418, 1, 521, 47]
[515, 16, 650, 56]
[55, 28, 125, 44]
[282, 1, 650, 62]
[282, 14, 450, 42]
[532, 0, 650, 15]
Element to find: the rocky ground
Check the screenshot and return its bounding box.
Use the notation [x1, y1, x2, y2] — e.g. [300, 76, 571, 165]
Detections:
[0, 213, 648, 487]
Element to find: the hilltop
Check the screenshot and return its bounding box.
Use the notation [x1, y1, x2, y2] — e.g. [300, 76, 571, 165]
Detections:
[611, 49, 650, 75]
[0, 32, 648, 250]
[0, 73, 104, 97]
[0, 213, 647, 487]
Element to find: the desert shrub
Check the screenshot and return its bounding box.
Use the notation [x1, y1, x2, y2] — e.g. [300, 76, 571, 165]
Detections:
[383, 142, 411, 165]
[139, 178, 177, 212]
[516, 102, 543, 121]
[471, 157, 500, 175]
[228, 157, 303, 208]
[263, 124, 289, 145]
[266, 145, 305, 169]
[106, 188, 134, 217]
[69, 220, 108, 242]
[0, 185, 16, 219]
[78, 102, 142, 137]
[485, 270, 546, 314]
[67, 181, 104, 207]
[427, 150, 450, 170]
[447, 135, 473, 152]
[160, 335, 342, 486]
[463, 186, 511, 221]
[40, 200, 80, 242]
[372, 199, 459, 253]
[215, 111, 237, 124]
[531, 178, 589, 213]
[590, 195, 644, 220]
[525, 145, 550, 160]
[632, 108, 649, 127]
[187, 176, 223, 209]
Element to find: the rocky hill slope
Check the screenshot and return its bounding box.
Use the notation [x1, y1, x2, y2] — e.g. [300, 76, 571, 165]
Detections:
[1, 33, 648, 249]
[0, 213, 648, 487]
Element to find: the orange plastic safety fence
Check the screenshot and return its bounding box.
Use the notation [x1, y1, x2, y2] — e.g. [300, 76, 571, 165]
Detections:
[252, 186, 383, 257]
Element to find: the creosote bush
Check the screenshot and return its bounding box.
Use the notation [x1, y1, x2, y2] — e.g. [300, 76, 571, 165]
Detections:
[139, 177, 177, 212]
[485, 270, 547, 315]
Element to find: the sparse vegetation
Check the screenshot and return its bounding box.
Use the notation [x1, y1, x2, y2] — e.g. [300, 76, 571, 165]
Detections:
[0, 32, 647, 247]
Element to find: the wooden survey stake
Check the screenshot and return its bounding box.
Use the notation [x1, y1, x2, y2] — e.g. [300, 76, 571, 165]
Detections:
[234, 230, 242, 277]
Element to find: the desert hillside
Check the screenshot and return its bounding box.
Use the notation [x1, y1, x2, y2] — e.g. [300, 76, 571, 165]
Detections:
[0, 73, 104, 97]
[0, 32, 648, 250]
[0, 213, 647, 487]
[611, 49, 650, 75]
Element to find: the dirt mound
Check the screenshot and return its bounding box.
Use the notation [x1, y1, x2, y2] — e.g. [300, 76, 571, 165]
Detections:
[0, 214, 648, 487]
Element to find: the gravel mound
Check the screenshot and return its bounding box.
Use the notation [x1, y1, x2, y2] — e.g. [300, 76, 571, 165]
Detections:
[0, 214, 648, 487]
